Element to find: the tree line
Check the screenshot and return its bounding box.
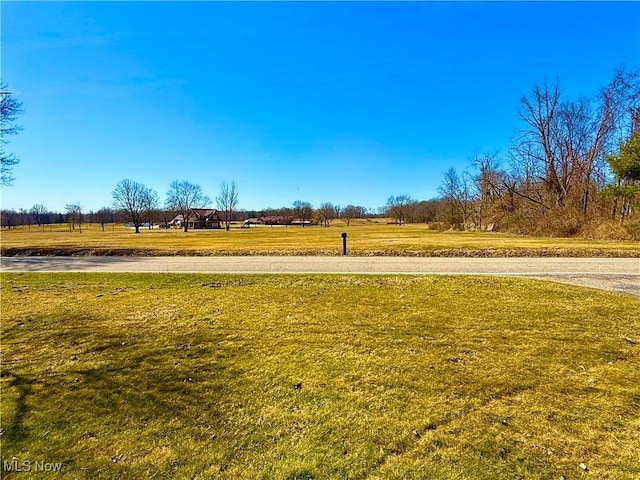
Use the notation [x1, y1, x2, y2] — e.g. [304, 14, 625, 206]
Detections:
[0, 196, 374, 231]
[1, 177, 376, 232]
[2, 69, 639, 238]
[385, 68, 640, 238]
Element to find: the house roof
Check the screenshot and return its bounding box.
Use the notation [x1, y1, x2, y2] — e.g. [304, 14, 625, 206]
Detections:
[170, 209, 222, 223]
[188, 209, 222, 222]
[261, 215, 287, 222]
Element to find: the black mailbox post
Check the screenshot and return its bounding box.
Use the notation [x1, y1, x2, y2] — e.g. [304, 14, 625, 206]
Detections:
[341, 232, 347, 256]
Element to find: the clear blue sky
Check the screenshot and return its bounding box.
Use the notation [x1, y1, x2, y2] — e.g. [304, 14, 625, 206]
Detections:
[2, 1, 639, 213]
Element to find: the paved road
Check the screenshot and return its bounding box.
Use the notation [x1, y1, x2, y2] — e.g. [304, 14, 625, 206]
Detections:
[1, 256, 639, 297]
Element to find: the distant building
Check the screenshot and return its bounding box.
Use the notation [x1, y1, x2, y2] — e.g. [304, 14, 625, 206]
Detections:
[242, 217, 263, 228]
[261, 215, 292, 225]
[169, 209, 223, 229]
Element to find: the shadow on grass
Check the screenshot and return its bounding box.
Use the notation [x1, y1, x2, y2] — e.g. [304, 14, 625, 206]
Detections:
[1, 371, 36, 447]
[1, 309, 243, 471]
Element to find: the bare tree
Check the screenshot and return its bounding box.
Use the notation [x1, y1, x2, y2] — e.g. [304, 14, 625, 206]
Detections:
[315, 202, 336, 227]
[65, 203, 84, 233]
[511, 80, 567, 215]
[216, 180, 239, 231]
[513, 69, 640, 218]
[1, 209, 19, 228]
[292, 200, 313, 226]
[95, 207, 115, 231]
[412, 199, 440, 224]
[165, 180, 210, 232]
[342, 205, 357, 226]
[341, 205, 367, 226]
[438, 168, 471, 228]
[30, 204, 48, 228]
[112, 179, 158, 233]
[469, 154, 511, 230]
[385, 195, 414, 225]
[143, 189, 160, 230]
[19, 208, 31, 230]
[0, 83, 23, 186]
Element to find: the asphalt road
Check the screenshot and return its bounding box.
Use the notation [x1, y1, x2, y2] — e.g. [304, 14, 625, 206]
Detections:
[2, 256, 639, 297]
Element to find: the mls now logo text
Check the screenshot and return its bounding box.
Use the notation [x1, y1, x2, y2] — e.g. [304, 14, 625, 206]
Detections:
[1, 457, 63, 473]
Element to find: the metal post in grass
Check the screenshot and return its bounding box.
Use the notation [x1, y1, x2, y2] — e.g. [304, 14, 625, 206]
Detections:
[341, 232, 347, 256]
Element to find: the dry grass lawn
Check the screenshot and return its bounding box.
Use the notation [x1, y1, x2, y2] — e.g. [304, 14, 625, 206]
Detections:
[1, 273, 639, 478]
[1, 221, 639, 257]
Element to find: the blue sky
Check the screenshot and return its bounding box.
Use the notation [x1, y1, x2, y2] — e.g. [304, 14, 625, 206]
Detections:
[2, 1, 639, 213]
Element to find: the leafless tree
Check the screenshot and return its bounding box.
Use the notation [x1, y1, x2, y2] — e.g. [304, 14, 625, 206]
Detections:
[1, 209, 19, 228]
[112, 179, 158, 233]
[30, 204, 48, 227]
[438, 168, 472, 228]
[65, 203, 83, 233]
[315, 202, 336, 227]
[165, 180, 210, 232]
[19, 208, 31, 230]
[143, 189, 160, 230]
[274, 207, 294, 225]
[0, 83, 23, 186]
[292, 200, 313, 226]
[385, 195, 414, 225]
[342, 205, 357, 226]
[412, 200, 440, 224]
[216, 180, 239, 231]
[513, 68, 640, 218]
[95, 207, 116, 231]
[471, 154, 507, 230]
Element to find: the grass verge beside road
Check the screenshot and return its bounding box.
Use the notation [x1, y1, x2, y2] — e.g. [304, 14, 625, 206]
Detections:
[1, 273, 639, 478]
[2, 222, 639, 257]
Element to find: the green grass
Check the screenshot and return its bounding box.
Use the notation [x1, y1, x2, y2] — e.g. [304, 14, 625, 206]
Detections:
[1, 273, 639, 478]
[1, 221, 639, 256]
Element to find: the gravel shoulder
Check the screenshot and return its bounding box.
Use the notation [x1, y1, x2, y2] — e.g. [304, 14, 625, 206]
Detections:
[2, 256, 639, 297]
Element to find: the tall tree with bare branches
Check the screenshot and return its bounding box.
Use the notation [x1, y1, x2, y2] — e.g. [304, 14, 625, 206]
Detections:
[512, 68, 640, 219]
[292, 200, 313, 227]
[385, 195, 414, 225]
[315, 202, 336, 227]
[216, 180, 239, 231]
[65, 203, 84, 233]
[112, 179, 159, 233]
[0, 83, 23, 186]
[165, 180, 210, 232]
[30, 204, 48, 227]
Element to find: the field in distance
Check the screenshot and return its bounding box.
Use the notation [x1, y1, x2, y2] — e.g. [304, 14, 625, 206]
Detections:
[2, 273, 638, 479]
[1, 220, 639, 257]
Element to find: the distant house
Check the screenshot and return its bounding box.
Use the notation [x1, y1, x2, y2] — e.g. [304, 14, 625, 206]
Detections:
[169, 209, 223, 229]
[167, 214, 185, 229]
[290, 219, 312, 226]
[261, 215, 292, 225]
[242, 217, 263, 228]
[189, 209, 223, 229]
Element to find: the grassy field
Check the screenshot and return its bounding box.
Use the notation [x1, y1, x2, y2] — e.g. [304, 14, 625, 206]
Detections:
[1, 221, 639, 257]
[1, 273, 639, 479]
